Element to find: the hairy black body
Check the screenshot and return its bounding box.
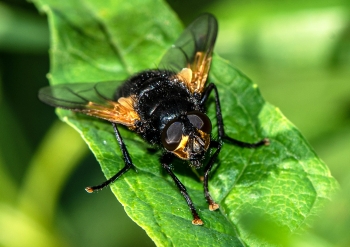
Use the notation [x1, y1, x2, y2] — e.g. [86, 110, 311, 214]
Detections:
[116, 69, 202, 145]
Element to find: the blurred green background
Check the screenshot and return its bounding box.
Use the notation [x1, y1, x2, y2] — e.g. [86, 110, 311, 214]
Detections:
[0, 0, 349, 246]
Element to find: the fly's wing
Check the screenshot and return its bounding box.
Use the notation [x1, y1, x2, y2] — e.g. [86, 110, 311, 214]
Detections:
[159, 13, 218, 94]
[38, 81, 139, 128]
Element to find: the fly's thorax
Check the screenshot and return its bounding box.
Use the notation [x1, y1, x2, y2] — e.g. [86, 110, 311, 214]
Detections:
[128, 71, 201, 145]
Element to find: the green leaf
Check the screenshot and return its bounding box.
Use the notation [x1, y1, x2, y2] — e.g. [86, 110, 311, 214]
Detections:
[33, 0, 338, 246]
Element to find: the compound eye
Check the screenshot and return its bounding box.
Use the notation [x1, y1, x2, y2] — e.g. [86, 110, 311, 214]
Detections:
[187, 111, 212, 134]
[161, 121, 183, 151]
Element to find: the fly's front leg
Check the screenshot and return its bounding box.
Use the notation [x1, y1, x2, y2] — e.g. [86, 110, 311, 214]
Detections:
[199, 83, 269, 210]
[86, 123, 135, 193]
[200, 83, 269, 146]
[203, 140, 221, 211]
[161, 153, 203, 225]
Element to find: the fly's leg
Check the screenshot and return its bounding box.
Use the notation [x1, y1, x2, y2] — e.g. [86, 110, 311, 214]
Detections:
[199, 83, 269, 209]
[203, 140, 221, 211]
[201, 83, 269, 145]
[161, 153, 203, 225]
[86, 123, 135, 192]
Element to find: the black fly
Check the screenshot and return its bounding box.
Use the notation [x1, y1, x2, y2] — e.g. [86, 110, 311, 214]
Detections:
[38, 14, 269, 225]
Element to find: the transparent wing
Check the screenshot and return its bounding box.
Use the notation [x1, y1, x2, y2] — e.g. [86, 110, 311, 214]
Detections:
[38, 82, 139, 127]
[159, 13, 218, 94]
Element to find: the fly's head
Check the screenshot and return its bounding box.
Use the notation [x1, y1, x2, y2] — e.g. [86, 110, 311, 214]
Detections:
[161, 111, 212, 168]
